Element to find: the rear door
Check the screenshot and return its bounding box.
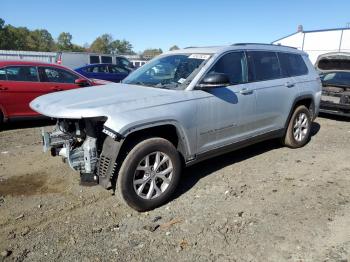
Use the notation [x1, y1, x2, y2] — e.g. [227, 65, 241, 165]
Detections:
[278, 52, 311, 103]
[246, 51, 299, 133]
[82, 65, 109, 81]
[38, 66, 81, 92]
[0, 66, 48, 117]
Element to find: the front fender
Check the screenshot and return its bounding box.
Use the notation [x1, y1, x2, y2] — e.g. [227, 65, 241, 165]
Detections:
[104, 116, 195, 159]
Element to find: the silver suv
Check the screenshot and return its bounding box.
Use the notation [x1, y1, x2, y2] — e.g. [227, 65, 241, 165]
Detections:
[31, 44, 321, 211]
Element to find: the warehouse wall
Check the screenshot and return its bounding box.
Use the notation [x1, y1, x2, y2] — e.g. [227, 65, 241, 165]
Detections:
[0, 50, 57, 63]
[273, 28, 350, 64]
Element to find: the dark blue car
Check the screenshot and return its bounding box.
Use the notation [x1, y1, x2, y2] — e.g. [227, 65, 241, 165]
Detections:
[75, 63, 130, 83]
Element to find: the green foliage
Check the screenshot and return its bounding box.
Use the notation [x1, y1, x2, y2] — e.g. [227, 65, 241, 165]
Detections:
[57, 32, 73, 51]
[26, 29, 55, 51]
[0, 18, 135, 54]
[111, 39, 134, 54]
[169, 45, 180, 51]
[142, 48, 163, 59]
[90, 34, 134, 54]
[90, 34, 113, 53]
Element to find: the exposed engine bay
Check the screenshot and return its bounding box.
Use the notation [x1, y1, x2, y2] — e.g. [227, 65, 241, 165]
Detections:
[42, 118, 118, 186]
[316, 52, 350, 116]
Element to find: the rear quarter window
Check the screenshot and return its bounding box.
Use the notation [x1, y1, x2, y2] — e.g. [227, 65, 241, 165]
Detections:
[278, 53, 308, 77]
[247, 51, 281, 81]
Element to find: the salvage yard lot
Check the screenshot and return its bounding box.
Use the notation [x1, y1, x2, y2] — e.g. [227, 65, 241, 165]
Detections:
[0, 116, 349, 261]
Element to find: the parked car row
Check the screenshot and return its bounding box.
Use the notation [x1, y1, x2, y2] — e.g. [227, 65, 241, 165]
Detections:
[2, 44, 349, 212]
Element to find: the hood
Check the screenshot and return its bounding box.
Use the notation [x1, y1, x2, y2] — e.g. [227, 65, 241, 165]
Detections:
[30, 83, 192, 119]
[315, 52, 350, 72]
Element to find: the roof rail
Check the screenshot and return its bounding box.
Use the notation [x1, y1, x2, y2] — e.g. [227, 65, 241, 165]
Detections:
[232, 43, 297, 49]
[184, 46, 197, 49]
[232, 43, 277, 46]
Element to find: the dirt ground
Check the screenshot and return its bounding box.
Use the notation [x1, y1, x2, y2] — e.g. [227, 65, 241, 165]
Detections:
[0, 115, 349, 262]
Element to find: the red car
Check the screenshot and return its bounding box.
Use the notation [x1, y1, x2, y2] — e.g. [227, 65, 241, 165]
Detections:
[0, 61, 106, 123]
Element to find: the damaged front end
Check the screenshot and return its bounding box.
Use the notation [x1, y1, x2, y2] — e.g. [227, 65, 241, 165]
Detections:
[316, 52, 350, 116]
[42, 117, 122, 187]
[320, 84, 350, 116]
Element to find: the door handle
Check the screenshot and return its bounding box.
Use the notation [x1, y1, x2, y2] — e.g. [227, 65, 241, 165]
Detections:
[285, 82, 295, 88]
[0, 87, 8, 91]
[240, 88, 253, 95]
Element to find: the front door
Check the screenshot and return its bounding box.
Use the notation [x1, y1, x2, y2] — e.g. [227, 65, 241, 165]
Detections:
[196, 51, 257, 153]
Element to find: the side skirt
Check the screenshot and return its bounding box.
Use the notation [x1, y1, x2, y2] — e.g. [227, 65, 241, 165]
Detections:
[186, 129, 284, 167]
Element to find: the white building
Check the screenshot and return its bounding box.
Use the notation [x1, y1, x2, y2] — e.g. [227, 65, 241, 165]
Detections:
[272, 26, 350, 64]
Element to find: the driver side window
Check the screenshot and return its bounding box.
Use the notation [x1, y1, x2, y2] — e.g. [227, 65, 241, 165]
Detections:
[207, 51, 247, 84]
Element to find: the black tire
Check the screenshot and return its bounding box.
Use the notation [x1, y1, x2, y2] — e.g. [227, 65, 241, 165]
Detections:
[282, 105, 312, 148]
[0, 111, 3, 130]
[117, 137, 182, 211]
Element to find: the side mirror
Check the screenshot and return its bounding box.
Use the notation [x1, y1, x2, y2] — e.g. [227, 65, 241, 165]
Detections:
[75, 78, 89, 87]
[198, 73, 231, 89]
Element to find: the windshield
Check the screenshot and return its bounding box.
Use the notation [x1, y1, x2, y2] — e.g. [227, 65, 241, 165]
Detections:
[320, 71, 350, 86]
[122, 53, 211, 89]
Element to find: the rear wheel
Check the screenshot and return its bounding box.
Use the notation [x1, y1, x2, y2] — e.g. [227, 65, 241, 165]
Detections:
[117, 137, 182, 211]
[282, 105, 312, 148]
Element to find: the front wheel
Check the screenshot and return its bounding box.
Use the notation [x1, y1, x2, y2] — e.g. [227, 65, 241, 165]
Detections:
[117, 137, 182, 211]
[282, 105, 312, 148]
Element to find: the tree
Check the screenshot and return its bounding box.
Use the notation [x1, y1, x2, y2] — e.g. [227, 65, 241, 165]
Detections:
[169, 45, 179, 51]
[89, 34, 113, 53]
[0, 18, 4, 29]
[110, 39, 134, 54]
[26, 29, 55, 51]
[57, 32, 73, 51]
[142, 48, 163, 59]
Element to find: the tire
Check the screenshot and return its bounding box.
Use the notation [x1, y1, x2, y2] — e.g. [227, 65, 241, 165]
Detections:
[282, 105, 312, 148]
[117, 137, 182, 211]
[0, 111, 3, 129]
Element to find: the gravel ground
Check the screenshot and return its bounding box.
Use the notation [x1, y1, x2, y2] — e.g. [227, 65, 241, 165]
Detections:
[0, 115, 349, 262]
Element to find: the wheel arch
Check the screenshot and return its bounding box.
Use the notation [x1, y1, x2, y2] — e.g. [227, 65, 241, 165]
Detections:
[284, 95, 315, 131]
[119, 122, 190, 161]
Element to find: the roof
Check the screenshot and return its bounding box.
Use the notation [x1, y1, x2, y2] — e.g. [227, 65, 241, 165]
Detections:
[165, 43, 304, 55]
[273, 27, 350, 43]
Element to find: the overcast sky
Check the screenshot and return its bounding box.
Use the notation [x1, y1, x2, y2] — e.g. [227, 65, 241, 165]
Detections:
[2, 0, 350, 52]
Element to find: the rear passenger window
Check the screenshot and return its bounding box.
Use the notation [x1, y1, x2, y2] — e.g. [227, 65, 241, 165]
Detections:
[0, 68, 6, 80]
[247, 51, 281, 81]
[5, 66, 39, 82]
[87, 65, 108, 73]
[278, 53, 308, 77]
[207, 51, 247, 84]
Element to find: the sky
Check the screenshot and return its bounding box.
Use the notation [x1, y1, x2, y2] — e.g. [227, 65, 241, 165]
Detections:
[1, 0, 350, 52]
